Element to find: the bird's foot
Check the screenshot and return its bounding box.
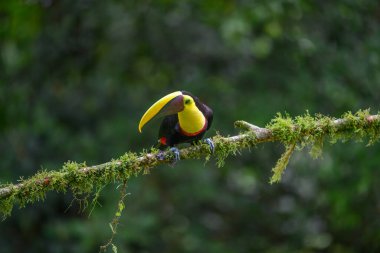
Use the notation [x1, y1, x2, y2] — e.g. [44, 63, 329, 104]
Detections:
[169, 147, 181, 165]
[204, 138, 215, 154]
[156, 147, 181, 165]
[156, 151, 166, 161]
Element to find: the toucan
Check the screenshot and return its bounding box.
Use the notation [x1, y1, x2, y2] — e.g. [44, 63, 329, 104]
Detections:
[138, 91, 214, 162]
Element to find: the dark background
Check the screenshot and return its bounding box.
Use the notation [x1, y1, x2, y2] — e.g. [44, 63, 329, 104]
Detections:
[1, 0, 380, 252]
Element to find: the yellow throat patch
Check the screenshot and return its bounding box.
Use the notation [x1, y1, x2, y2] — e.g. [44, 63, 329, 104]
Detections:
[178, 95, 206, 134]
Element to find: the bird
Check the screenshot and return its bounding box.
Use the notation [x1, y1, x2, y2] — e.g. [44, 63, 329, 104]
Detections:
[138, 91, 214, 162]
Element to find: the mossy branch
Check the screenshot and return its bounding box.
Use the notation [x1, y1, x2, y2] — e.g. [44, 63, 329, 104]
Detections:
[1, 109, 380, 218]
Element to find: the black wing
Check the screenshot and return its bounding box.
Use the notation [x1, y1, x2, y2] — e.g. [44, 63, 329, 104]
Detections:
[158, 114, 178, 145]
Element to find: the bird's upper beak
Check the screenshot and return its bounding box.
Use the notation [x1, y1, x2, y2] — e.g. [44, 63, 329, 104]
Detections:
[138, 91, 184, 132]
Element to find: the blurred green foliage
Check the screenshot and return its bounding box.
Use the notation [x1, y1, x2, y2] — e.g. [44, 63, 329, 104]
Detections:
[1, 0, 380, 252]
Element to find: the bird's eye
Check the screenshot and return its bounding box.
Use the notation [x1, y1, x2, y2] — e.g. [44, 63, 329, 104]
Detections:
[185, 99, 191, 104]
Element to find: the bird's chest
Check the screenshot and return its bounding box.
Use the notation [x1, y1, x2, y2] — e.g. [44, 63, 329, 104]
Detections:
[173, 123, 207, 144]
[177, 109, 206, 134]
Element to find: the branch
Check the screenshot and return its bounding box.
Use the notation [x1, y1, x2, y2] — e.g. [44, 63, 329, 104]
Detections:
[1, 110, 380, 217]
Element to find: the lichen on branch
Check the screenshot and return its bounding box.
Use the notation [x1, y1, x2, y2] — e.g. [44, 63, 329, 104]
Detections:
[1, 109, 380, 218]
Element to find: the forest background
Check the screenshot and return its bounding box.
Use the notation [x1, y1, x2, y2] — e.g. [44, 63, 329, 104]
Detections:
[1, 1, 380, 252]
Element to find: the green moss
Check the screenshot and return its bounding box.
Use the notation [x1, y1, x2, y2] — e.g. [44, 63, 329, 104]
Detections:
[213, 134, 241, 168]
[266, 112, 297, 144]
[16, 170, 54, 208]
[62, 161, 95, 198]
[1, 109, 380, 216]
[62, 160, 83, 173]
[327, 109, 380, 145]
[309, 137, 324, 159]
[119, 151, 140, 177]
[367, 112, 380, 145]
[0, 193, 14, 218]
[0, 151, 145, 217]
[270, 143, 296, 184]
[267, 109, 380, 183]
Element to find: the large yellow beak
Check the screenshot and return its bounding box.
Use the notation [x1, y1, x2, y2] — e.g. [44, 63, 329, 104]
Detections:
[138, 91, 184, 132]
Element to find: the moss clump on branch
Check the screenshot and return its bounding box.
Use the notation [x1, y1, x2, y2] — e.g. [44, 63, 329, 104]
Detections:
[333, 110, 380, 145]
[0, 194, 15, 218]
[266, 109, 380, 182]
[270, 143, 296, 184]
[213, 134, 241, 167]
[0, 152, 144, 218]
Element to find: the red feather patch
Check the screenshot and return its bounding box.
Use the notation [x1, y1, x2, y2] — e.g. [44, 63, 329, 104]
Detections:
[160, 137, 167, 145]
